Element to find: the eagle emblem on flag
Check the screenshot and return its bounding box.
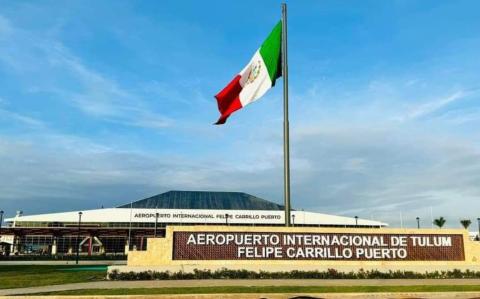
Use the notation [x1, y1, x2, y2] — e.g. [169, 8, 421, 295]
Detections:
[246, 60, 262, 84]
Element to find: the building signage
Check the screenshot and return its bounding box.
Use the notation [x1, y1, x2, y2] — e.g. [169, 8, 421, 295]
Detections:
[173, 232, 465, 261]
[132, 210, 284, 225]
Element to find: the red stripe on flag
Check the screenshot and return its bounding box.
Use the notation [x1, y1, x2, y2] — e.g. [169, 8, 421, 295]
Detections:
[214, 75, 243, 125]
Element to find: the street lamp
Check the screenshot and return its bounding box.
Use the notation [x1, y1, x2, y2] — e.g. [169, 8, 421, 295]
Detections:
[0, 210, 3, 251]
[225, 213, 229, 225]
[0, 210, 4, 235]
[477, 218, 480, 241]
[416, 217, 420, 229]
[354, 216, 358, 227]
[154, 213, 159, 237]
[75, 212, 83, 265]
[292, 214, 295, 227]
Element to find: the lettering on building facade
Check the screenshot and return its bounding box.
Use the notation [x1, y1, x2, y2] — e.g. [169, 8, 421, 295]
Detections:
[173, 232, 465, 261]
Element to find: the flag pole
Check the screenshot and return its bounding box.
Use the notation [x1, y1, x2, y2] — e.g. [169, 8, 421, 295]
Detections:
[281, 3, 291, 227]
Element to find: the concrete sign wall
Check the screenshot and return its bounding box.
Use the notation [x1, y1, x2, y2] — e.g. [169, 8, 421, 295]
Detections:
[126, 225, 480, 273]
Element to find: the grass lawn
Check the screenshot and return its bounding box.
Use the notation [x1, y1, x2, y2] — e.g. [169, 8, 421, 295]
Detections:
[0, 265, 107, 289]
[31, 285, 480, 295]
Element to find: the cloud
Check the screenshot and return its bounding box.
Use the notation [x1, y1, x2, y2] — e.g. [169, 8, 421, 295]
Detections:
[1, 119, 479, 230]
[0, 15, 12, 38]
[0, 132, 276, 215]
[0, 108, 45, 128]
[0, 14, 172, 130]
[438, 107, 480, 125]
[249, 74, 480, 227]
[400, 90, 468, 121]
[283, 124, 480, 228]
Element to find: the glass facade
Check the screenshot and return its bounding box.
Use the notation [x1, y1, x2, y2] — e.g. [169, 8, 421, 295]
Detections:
[7, 234, 153, 255]
[14, 221, 157, 228]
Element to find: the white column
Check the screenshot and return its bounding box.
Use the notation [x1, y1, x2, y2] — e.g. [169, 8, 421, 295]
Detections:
[51, 237, 57, 255]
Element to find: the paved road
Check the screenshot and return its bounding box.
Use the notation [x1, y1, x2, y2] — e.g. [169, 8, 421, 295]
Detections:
[2, 279, 480, 296]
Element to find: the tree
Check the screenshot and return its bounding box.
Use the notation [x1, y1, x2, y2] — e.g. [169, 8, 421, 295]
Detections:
[460, 219, 472, 230]
[433, 217, 446, 228]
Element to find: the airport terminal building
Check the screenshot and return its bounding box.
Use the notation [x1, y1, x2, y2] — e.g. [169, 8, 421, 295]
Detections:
[0, 191, 386, 256]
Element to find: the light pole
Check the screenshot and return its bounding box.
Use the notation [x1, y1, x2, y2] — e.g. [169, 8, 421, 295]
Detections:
[0, 210, 3, 253]
[75, 212, 82, 265]
[477, 218, 480, 240]
[416, 217, 420, 229]
[225, 213, 229, 225]
[154, 213, 159, 237]
[355, 216, 358, 227]
[291, 214, 295, 227]
[0, 210, 4, 235]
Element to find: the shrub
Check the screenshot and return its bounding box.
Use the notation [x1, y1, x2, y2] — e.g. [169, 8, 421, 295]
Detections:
[108, 268, 480, 280]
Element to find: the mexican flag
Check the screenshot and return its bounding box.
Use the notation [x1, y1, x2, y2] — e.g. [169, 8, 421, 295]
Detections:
[214, 21, 282, 124]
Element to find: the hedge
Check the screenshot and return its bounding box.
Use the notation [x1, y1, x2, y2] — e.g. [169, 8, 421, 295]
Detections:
[108, 268, 480, 280]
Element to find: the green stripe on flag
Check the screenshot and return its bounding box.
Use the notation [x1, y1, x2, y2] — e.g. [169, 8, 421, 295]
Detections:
[259, 21, 282, 86]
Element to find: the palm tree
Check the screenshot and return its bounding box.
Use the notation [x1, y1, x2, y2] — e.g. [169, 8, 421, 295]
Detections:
[433, 217, 446, 228]
[460, 219, 471, 230]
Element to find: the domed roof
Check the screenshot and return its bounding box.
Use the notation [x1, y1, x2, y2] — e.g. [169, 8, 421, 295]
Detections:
[117, 190, 284, 210]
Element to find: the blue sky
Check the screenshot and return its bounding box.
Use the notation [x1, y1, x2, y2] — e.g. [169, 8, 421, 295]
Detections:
[0, 0, 479, 228]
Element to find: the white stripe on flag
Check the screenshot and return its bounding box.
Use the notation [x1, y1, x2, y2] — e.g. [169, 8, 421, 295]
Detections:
[238, 50, 273, 107]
